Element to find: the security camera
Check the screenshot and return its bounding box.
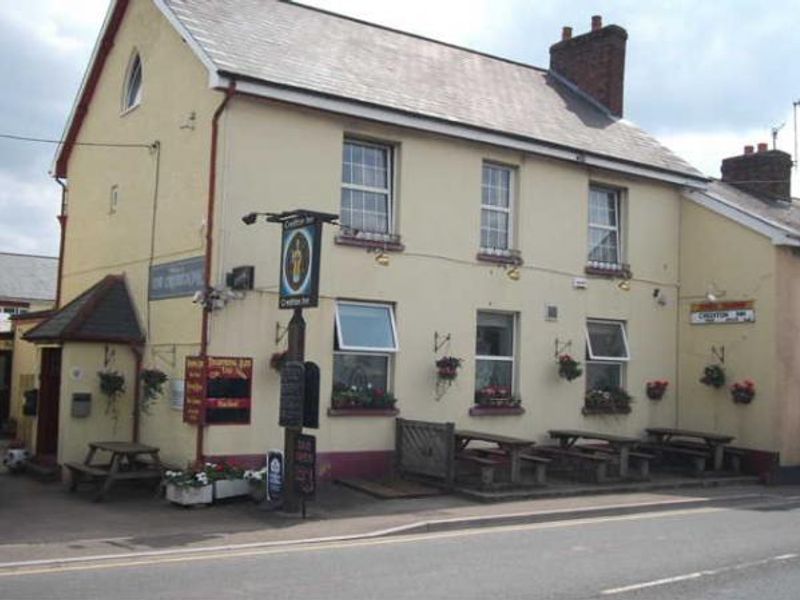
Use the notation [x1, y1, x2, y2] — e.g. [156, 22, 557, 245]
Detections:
[192, 290, 204, 304]
[242, 212, 258, 225]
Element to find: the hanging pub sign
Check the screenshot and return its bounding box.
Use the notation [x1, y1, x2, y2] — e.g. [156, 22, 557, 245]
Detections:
[690, 300, 755, 325]
[279, 214, 322, 309]
[182, 356, 253, 425]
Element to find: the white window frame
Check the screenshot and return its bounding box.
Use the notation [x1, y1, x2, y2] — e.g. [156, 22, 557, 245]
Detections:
[122, 51, 142, 113]
[587, 186, 622, 265]
[585, 319, 630, 361]
[334, 301, 399, 353]
[341, 139, 394, 235]
[480, 162, 514, 252]
[475, 311, 517, 393]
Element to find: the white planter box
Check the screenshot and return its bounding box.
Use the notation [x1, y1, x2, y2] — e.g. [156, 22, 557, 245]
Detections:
[213, 478, 250, 500]
[166, 483, 213, 506]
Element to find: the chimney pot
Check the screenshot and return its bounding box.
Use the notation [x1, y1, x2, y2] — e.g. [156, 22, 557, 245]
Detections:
[744, 145, 754, 155]
[592, 15, 602, 31]
[757, 142, 768, 153]
[562, 26, 572, 41]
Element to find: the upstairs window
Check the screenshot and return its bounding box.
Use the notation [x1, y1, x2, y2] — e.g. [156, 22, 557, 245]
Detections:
[122, 53, 142, 112]
[480, 163, 513, 252]
[340, 140, 392, 235]
[587, 186, 622, 267]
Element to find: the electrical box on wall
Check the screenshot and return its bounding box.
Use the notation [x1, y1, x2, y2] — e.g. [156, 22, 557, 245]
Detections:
[71, 393, 91, 418]
[545, 304, 558, 321]
[572, 277, 588, 290]
[226, 266, 255, 291]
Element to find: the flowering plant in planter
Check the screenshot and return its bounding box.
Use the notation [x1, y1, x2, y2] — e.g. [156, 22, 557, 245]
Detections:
[731, 380, 755, 404]
[435, 356, 462, 380]
[163, 468, 210, 488]
[474, 385, 520, 408]
[700, 364, 726, 388]
[270, 351, 288, 372]
[202, 461, 245, 481]
[583, 387, 632, 414]
[244, 467, 268, 502]
[646, 380, 669, 400]
[557, 354, 583, 381]
[331, 383, 397, 409]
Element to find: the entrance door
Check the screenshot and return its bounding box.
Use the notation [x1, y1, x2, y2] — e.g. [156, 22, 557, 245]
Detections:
[36, 348, 61, 457]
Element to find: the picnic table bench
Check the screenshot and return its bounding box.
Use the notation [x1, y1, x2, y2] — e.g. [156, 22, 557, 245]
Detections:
[66, 441, 163, 501]
[548, 429, 644, 479]
[645, 427, 734, 471]
[454, 430, 536, 488]
[534, 445, 611, 483]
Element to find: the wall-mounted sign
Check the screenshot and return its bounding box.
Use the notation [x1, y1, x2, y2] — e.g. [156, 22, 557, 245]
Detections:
[183, 356, 253, 425]
[150, 256, 205, 300]
[279, 361, 305, 427]
[267, 450, 283, 502]
[690, 300, 755, 325]
[279, 215, 322, 309]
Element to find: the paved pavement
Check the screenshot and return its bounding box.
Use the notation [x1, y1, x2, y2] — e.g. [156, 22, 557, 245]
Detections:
[0, 467, 794, 566]
[2, 487, 800, 599]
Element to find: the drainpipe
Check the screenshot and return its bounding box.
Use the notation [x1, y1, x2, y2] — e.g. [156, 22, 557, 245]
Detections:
[197, 80, 236, 462]
[131, 344, 143, 443]
[54, 178, 68, 308]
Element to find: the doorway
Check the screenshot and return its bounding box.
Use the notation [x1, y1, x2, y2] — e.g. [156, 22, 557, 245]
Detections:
[36, 348, 61, 458]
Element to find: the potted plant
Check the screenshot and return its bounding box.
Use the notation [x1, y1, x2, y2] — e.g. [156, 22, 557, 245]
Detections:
[140, 368, 167, 415]
[270, 351, 288, 372]
[557, 354, 583, 381]
[646, 380, 669, 400]
[474, 385, 521, 408]
[331, 383, 397, 409]
[435, 356, 462, 381]
[244, 467, 268, 502]
[204, 461, 249, 500]
[97, 370, 126, 430]
[731, 380, 755, 404]
[2, 439, 29, 474]
[164, 468, 213, 506]
[700, 364, 726, 388]
[583, 387, 633, 415]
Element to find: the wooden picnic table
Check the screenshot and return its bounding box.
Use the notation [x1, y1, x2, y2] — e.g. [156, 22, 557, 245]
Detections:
[66, 441, 163, 501]
[548, 429, 641, 479]
[645, 427, 734, 471]
[454, 430, 535, 485]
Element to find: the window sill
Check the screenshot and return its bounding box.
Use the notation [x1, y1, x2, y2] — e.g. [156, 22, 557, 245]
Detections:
[119, 103, 140, 118]
[584, 262, 632, 279]
[335, 231, 404, 252]
[327, 408, 399, 417]
[581, 406, 632, 416]
[469, 406, 525, 417]
[476, 249, 523, 266]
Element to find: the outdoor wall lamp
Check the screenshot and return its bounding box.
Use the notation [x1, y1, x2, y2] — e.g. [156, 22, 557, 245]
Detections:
[506, 265, 521, 281]
[374, 250, 390, 266]
[617, 279, 631, 292]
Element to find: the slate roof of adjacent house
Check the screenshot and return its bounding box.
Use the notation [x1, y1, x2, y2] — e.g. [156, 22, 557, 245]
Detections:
[24, 274, 144, 344]
[154, 0, 702, 181]
[686, 180, 800, 245]
[0, 252, 57, 302]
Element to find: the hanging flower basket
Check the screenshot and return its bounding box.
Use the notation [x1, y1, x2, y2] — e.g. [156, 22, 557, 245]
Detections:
[700, 364, 726, 388]
[731, 380, 755, 404]
[435, 356, 462, 381]
[645, 380, 669, 400]
[140, 368, 167, 415]
[557, 354, 583, 381]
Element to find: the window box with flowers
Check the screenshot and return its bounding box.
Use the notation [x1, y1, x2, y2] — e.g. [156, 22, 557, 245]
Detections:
[731, 380, 755, 404]
[583, 387, 633, 415]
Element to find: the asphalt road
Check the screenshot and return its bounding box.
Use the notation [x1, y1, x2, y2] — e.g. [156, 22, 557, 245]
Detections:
[3, 495, 800, 599]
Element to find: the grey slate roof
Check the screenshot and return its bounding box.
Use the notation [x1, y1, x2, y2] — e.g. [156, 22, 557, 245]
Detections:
[704, 180, 800, 237]
[161, 0, 703, 179]
[0, 253, 57, 302]
[24, 274, 144, 343]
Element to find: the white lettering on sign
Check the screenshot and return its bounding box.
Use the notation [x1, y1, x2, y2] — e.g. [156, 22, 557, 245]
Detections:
[690, 309, 755, 325]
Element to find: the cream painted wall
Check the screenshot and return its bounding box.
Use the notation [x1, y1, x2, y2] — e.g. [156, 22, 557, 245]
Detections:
[775, 248, 800, 463]
[678, 200, 779, 455]
[204, 95, 683, 458]
[9, 321, 45, 449]
[57, 0, 220, 463]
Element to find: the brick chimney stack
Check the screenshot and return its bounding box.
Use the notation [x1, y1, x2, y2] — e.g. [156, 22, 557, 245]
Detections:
[721, 144, 793, 201]
[549, 15, 628, 117]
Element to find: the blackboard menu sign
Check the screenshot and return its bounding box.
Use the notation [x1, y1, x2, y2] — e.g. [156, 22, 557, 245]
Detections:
[183, 356, 253, 425]
[294, 434, 316, 498]
[280, 361, 305, 427]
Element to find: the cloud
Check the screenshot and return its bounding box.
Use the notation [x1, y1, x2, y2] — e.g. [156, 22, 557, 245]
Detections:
[0, 170, 59, 256]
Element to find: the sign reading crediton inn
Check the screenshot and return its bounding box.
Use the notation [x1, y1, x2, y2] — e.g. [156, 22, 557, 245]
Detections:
[149, 256, 205, 300]
[279, 214, 322, 309]
[690, 301, 756, 325]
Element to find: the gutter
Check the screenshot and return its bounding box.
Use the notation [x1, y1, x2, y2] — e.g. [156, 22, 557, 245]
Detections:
[197, 80, 236, 462]
[54, 178, 68, 308]
[131, 344, 143, 443]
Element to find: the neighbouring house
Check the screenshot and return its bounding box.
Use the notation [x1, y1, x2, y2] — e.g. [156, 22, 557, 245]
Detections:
[679, 145, 800, 478]
[19, 0, 797, 481]
[0, 252, 57, 435]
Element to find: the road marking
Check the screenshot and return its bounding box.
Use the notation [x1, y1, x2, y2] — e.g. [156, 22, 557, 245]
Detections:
[0, 507, 724, 578]
[601, 553, 799, 595]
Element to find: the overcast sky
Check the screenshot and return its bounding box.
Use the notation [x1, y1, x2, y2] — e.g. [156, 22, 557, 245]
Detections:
[0, 0, 798, 256]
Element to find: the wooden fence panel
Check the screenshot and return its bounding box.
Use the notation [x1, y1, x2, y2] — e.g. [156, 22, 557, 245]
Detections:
[395, 418, 455, 485]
